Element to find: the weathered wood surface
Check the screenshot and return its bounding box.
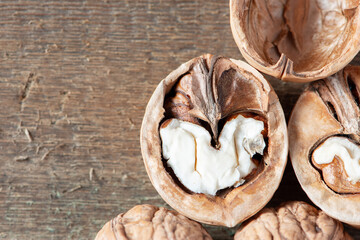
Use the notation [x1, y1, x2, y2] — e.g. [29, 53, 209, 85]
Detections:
[0, 1, 359, 239]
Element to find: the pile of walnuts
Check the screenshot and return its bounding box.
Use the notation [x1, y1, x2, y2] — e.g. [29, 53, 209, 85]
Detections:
[96, 0, 360, 239]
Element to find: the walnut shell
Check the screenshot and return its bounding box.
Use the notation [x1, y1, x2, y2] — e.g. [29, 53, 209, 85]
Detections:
[230, 0, 360, 82]
[95, 204, 212, 240]
[234, 201, 352, 240]
[140, 54, 288, 227]
[289, 66, 360, 226]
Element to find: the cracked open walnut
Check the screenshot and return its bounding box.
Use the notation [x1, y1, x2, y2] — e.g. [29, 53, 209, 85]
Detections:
[230, 0, 360, 82]
[289, 66, 360, 226]
[141, 54, 288, 227]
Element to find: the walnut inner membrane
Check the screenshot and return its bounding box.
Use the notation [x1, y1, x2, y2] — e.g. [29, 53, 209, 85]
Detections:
[312, 135, 360, 194]
[242, 0, 359, 72]
[309, 67, 360, 194]
[160, 56, 268, 197]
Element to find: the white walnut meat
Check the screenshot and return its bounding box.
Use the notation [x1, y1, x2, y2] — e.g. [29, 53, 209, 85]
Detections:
[160, 114, 266, 196]
[234, 201, 352, 240]
[141, 54, 288, 227]
[230, 0, 360, 82]
[289, 66, 360, 226]
[95, 204, 212, 240]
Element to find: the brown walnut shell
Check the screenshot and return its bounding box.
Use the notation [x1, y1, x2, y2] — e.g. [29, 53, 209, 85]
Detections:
[230, 0, 360, 82]
[234, 201, 352, 240]
[140, 54, 288, 227]
[289, 66, 360, 226]
[95, 204, 212, 240]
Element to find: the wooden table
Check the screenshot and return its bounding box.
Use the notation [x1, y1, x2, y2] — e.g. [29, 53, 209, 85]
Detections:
[0, 1, 359, 239]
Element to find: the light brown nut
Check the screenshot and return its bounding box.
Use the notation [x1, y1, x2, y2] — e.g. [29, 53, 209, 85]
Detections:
[289, 66, 360, 226]
[234, 201, 352, 240]
[141, 54, 288, 227]
[230, 0, 360, 82]
[95, 204, 212, 240]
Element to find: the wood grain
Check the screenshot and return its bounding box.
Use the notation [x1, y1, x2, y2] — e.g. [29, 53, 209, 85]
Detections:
[0, 1, 359, 239]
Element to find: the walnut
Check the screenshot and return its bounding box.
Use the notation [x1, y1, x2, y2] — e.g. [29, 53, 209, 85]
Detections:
[141, 54, 288, 227]
[230, 0, 360, 82]
[234, 201, 352, 240]
[95, 204, 212, 240]
[289, 66, 360, 226]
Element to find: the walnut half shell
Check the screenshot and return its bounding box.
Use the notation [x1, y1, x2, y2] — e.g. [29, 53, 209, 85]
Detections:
[95, 204, 212, 240]
[141, 54, 288, 227]
[230, 0, 360, 82]
[289, 66, 360, 226]
[234, 201, 352, 240]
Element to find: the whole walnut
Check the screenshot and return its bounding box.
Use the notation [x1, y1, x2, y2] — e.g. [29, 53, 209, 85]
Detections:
[234, 201, 352, 240]
[95, 204, 212, 240]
